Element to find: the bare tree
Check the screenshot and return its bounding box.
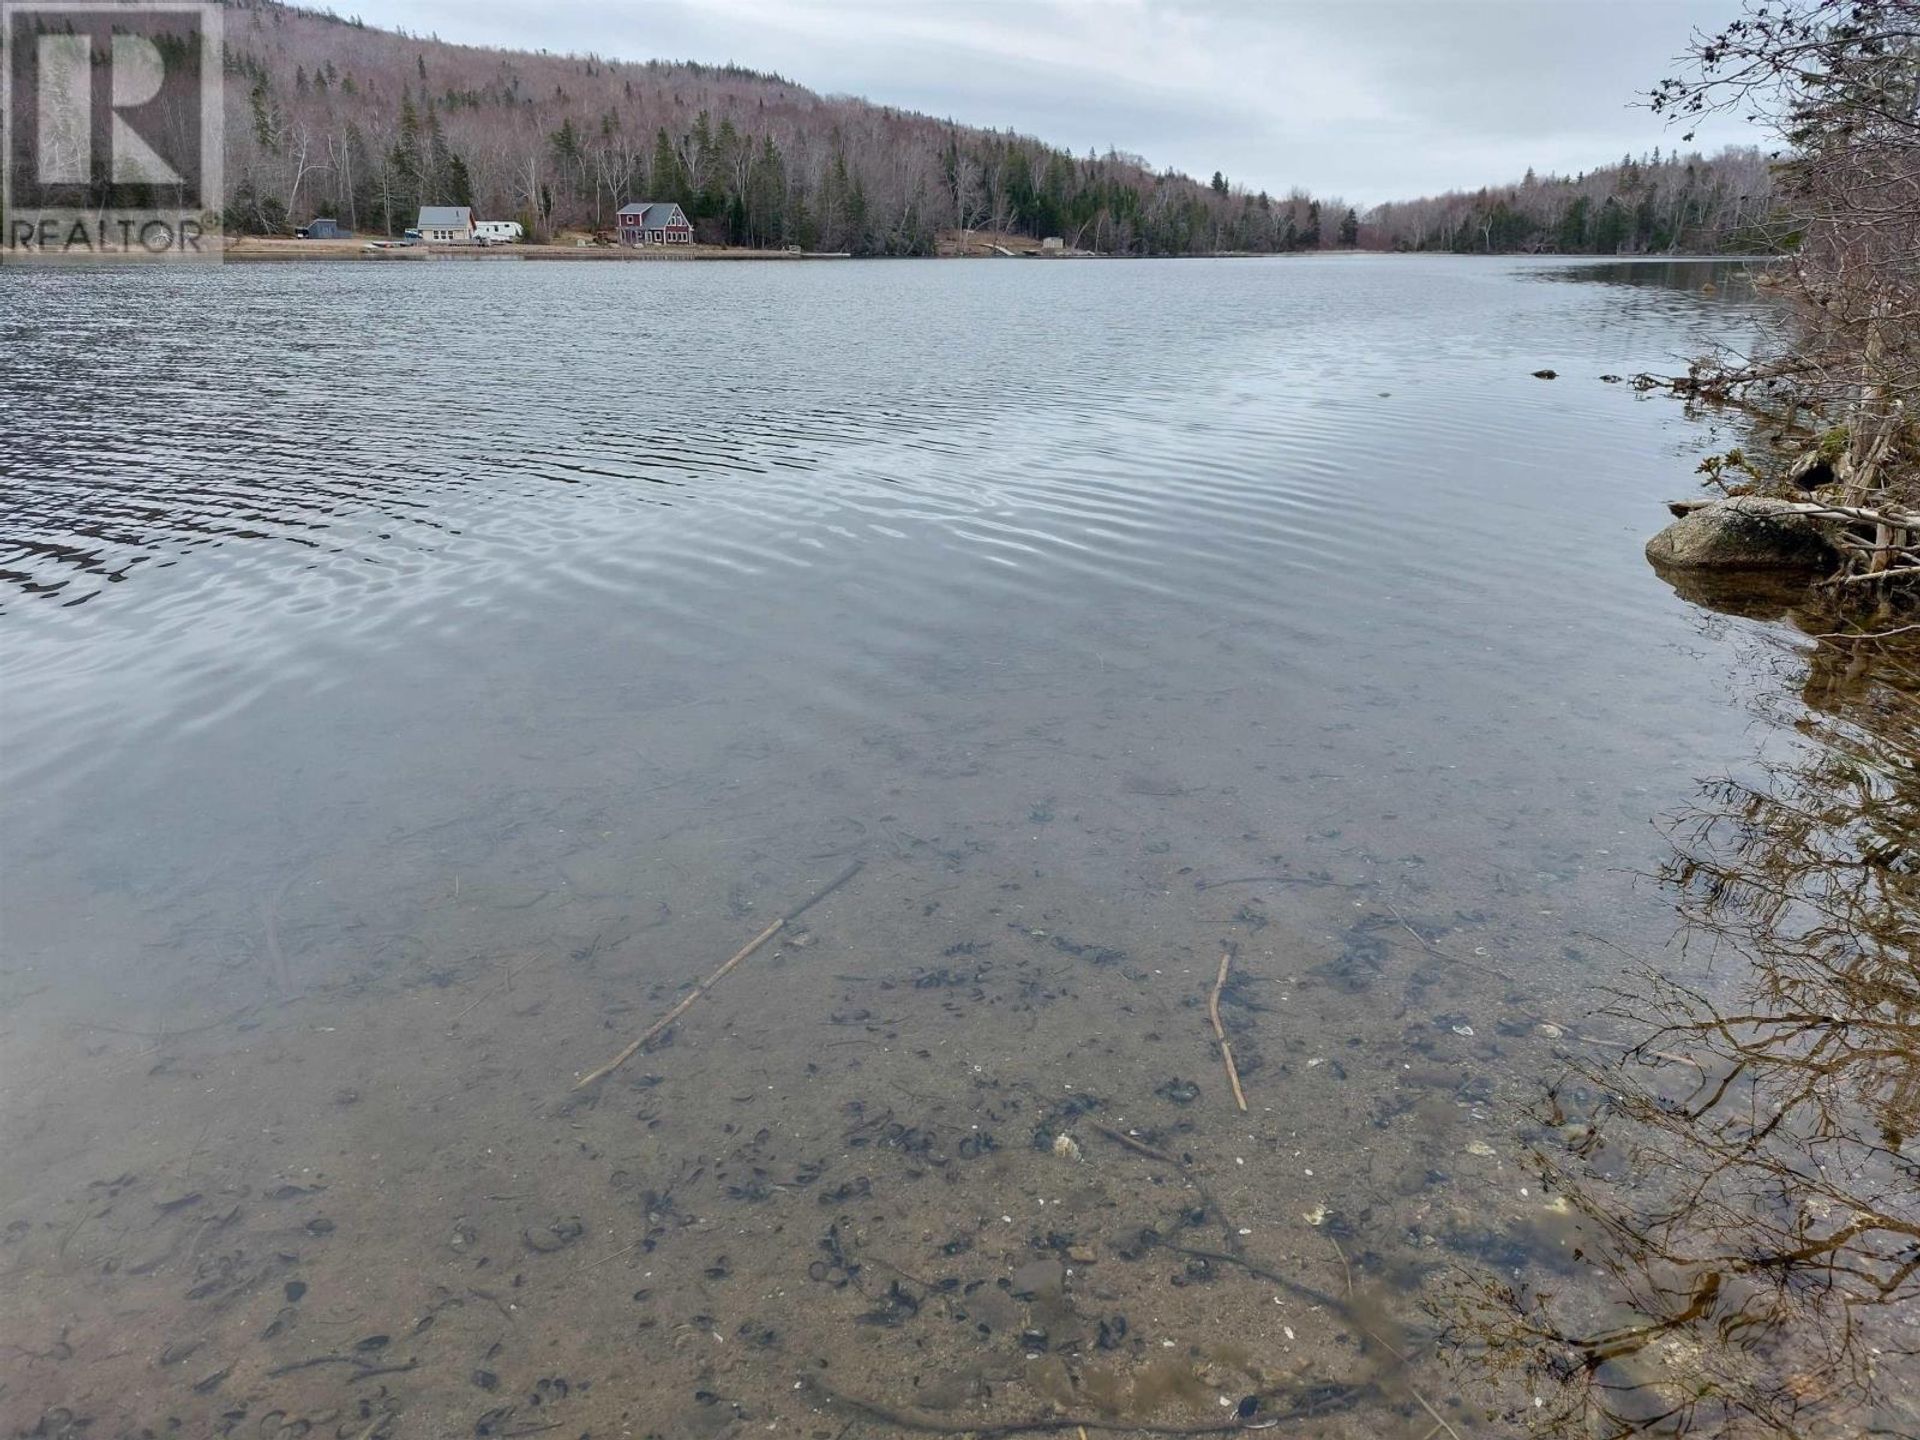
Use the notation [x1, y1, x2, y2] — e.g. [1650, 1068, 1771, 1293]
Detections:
[325, 129, 358, 229]
[283, 121, 329, 221]
[1652, 0, 1919, 583]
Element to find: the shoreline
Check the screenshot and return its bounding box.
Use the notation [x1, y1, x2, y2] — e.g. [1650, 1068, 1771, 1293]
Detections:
[224, 239, 835, 262]
[4, 242, 1765, 266]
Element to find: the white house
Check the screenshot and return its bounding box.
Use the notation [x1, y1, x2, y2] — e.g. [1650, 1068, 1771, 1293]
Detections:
[415, 206, 474, 242]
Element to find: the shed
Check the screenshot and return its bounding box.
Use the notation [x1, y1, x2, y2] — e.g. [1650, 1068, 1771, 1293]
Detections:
[297, 218, 351, 240]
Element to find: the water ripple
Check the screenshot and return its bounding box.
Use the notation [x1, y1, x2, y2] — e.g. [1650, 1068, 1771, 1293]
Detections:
[2, 256, 1768, 811]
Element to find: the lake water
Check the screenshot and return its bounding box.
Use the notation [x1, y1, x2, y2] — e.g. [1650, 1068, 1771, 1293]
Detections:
[2, 256, 1914, 1439]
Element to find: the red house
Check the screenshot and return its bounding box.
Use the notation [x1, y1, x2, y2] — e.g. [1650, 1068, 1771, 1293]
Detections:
[617, 202, 693, 247]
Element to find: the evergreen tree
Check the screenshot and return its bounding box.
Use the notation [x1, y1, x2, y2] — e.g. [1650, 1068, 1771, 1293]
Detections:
[650, 128, 687, 203]
[342, 122, 374, 232]
[746, 135, 786, 248]
[1593, 196, 1630, 252]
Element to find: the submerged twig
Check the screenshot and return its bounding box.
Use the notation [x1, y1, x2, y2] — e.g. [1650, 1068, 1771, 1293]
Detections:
[574, 860, 864, 1089]
[1152, 1238, 1341, 1312]
[1410, 1388, 1463, 1440]
[574, 918, 783, 1088]
[1208, 948, 1248, 1111]
[265, 1354, 372, 1377]
[1086, 1120, 1184, 1167]
[1329, 1234, 1353, 1299]
[805, 1376, 1366, 1436]
[1380, 899, 1518, 984]
[262, 872, 297, 999]
[447, 959, 522, 1029]
[574, 1240, 643, 1274]
[1194, 875, 1329, 892]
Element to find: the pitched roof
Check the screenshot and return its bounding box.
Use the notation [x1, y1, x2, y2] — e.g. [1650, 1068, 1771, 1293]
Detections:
[416, 206, 473, 229]
[617, 202, 688, 227]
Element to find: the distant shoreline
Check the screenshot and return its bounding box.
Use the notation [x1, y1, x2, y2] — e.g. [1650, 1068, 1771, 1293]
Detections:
[212, 230, 1775, 266]
[3, 239, 1771, 266]
[223, 238, 836, 262]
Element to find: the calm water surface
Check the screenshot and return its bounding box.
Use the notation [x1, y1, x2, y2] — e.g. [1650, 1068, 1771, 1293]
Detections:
[2, 256, 1914, 1438]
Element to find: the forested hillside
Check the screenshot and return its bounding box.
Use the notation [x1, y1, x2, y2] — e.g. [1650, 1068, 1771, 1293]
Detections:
[1362, 148, 1778, 254]
[219, 0, 1349, 255]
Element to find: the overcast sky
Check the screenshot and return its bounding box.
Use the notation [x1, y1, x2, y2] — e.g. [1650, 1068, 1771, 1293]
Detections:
[351, 0, 1764, 206]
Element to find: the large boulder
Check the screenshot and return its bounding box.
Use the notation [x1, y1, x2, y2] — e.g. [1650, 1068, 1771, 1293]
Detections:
[1645, 496, 1839, 571]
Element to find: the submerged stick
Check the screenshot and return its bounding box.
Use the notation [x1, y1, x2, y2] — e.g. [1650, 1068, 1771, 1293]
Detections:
[805, 1375, 1365, 1435]
[574, 860, 864, 1089]
[574, 918, 782, 1088]
[261, 872, 297, 999]
[1208, 948, 1248, 1112]
[1410, 1389, 1464, 1440]
[1086, 1120, 1183, 1167]
[783, 857, 866, 922]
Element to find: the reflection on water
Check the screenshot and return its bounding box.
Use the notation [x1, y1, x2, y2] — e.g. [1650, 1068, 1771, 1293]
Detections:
[1, 256, 1912, 1438]
[1440, 609, 1920, 1436]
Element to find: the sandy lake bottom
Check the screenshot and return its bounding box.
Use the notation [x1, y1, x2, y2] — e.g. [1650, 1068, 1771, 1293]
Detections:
[2, 255, 1915, 1439]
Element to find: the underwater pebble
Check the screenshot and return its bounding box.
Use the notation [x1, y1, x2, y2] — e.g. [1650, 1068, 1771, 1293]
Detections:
[1452, 1024, 1475, 1037]
[1465, 1140, 1497, 1157]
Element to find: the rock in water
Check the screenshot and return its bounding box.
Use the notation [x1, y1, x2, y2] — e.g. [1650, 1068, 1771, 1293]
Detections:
[1645, 496, 1839, 571]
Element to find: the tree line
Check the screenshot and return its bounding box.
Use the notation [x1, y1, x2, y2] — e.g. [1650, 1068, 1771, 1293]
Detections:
[218, 0, 1355, 256]
[1362, 147, 1779, 254]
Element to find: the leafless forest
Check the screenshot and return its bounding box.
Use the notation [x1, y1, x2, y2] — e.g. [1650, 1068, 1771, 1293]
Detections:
[219, 0, 1351, 254]
[1364, 147, 1779, 253]
[214, 0, 1798, 259]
